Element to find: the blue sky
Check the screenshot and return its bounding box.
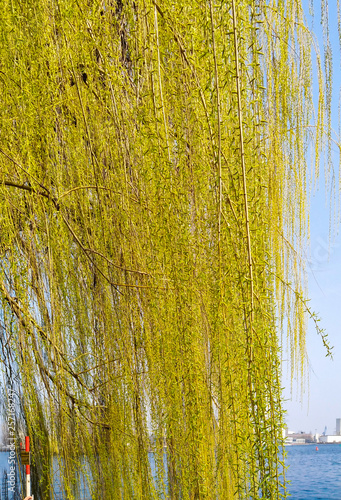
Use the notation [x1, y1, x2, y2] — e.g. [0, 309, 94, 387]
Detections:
[283, 190, 341, 434]
[282, 0, 341, 434]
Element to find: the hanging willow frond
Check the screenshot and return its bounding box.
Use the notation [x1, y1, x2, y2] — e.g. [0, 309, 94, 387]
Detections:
[0, 0, 335, 498]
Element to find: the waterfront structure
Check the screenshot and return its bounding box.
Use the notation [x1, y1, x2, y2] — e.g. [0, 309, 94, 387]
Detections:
[285, 433, 314, 445]
[319, 435, 341, 443]
[318, 419, 341, 443]
[336, 418, 341, 435]
[284, 419, 341, 445]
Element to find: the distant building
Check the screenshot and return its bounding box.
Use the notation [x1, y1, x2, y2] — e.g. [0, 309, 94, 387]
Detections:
[285, 433, 314, 444]
[336, 418, 341, 436]
[319, 435, 341, 444]
[318, 418, 341, 443]
[284, 419, 341, 445]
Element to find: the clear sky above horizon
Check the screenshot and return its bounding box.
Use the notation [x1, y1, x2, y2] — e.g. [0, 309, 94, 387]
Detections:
[282, 0, 341, 434]
[282, 190, 341, 434]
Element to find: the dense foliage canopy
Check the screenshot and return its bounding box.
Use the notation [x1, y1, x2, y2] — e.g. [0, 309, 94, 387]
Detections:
[0, 0, 335, 498]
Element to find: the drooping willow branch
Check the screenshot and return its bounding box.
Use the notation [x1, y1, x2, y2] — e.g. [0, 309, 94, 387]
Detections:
[0, 1, 336, 499]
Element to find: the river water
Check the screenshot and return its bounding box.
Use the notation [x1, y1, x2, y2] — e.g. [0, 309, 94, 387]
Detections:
[1, 444, 340, 499]
[285, 444, 341, 499]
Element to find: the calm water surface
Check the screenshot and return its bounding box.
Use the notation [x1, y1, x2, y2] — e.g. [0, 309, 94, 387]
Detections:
[0, 444, 340, 498]
[285, 444, 341, 499]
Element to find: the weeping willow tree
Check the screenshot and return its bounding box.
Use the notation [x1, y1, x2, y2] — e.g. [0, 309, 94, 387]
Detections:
[0, 0, 335, 498]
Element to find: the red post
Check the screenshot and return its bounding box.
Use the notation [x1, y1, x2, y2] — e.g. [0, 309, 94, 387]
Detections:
[25, 436, 31, 497]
